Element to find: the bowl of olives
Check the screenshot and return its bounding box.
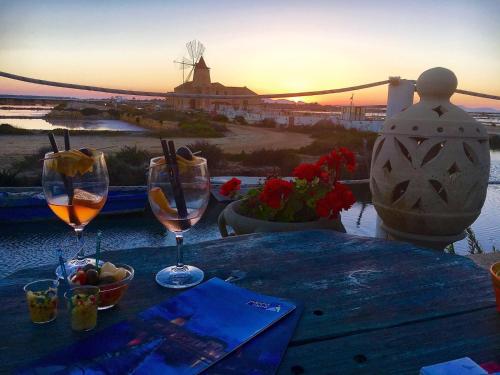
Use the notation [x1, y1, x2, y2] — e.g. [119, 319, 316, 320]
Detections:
[68, 261, 134, 310]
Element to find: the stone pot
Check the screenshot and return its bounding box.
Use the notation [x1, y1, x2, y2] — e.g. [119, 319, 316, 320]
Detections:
[370, 67, 490, 248]
[218, 200, 346, 237]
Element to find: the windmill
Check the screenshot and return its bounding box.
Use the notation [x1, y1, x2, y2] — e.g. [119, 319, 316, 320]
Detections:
[174, 40, 206, 83]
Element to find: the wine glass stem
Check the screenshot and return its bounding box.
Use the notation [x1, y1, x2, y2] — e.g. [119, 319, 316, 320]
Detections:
[75, 228, 85, 260]
[176, 234, 184, 268]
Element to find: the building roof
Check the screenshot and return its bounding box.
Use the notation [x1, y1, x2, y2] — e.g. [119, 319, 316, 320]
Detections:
[174, 81, 257, 96]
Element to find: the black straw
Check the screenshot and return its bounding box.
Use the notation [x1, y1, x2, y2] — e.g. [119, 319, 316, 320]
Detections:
[47, 132, 78, 224]
[160, 139, 188, 219]
[48, 132, 59, 153]
[63, 129, 70, 151]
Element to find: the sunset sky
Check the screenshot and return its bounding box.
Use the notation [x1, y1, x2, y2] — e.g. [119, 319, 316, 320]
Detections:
[0, 0, 499, 108]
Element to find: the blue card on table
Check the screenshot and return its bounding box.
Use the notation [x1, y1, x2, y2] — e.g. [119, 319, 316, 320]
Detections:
[19, 277, 296, 375]
[206, 304, 303, 374]
[420, 357, 487, 375]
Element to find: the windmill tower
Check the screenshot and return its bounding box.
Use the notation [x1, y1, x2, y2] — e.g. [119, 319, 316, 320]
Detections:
[174, 40, 208, 85]
[193, 56, 210, 87]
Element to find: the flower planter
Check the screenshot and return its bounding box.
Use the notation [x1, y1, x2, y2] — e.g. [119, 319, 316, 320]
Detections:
[218, 200, 346, 237]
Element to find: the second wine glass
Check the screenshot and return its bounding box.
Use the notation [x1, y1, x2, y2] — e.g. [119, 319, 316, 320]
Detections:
[148, 156, 210, 289]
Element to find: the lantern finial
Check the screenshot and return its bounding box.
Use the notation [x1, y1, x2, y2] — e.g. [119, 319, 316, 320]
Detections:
[416, 67, 457, 101]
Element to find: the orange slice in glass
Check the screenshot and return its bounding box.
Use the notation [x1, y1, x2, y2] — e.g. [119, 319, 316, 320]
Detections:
[153, 155, 203, 167]
[149, 187, 177, 215]
[73, 188, 105, 209]
[47, 150, 93, 177]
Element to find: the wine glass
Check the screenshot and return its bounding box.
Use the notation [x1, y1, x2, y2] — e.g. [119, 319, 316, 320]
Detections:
[148, 156, 210, 288]
[42, 150, 109, 278]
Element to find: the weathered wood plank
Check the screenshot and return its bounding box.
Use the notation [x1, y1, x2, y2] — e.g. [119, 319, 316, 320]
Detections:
[0, 230, 495, 372]
[278, 307, 500, 375]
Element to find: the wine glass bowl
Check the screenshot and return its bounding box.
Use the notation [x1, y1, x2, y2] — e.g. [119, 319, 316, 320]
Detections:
[42, 150, 109, 277]
[148, 155, 210, 288]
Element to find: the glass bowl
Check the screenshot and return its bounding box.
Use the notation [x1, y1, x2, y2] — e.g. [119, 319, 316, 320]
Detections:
[68, 263, 134, 310]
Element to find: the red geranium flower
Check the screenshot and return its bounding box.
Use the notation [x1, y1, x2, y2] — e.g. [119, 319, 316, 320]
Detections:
[259, 178, 293, 209]
[339, 147, 356, 172]
[293, 163, 322, 182]
[219, 177, 241, 197]
[315, 182, 356, 219]
[316, 147, 356, 181]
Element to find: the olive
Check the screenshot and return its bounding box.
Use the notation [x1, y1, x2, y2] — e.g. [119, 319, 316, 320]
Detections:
[86, 269, 99, 285]
[79, 148, 94, 157]
[176, 146, 194, 160]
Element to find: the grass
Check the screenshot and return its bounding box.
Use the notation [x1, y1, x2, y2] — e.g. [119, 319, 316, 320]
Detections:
[178, 121, 222, 137]
[186, 141, 224, 169]
[0, 169, 20, 186]
[234, 115, 247, 125]
[106, 146, 152, 186]
[0, 124, 33, 135]
[294, 124, 377, 156]
[228, 148, 301, 175]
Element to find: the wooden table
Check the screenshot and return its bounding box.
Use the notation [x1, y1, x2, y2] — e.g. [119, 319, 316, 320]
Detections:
[1, 230, 499, 374]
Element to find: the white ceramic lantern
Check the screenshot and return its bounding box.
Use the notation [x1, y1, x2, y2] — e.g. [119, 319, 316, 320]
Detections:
[370, 67, 490, 248]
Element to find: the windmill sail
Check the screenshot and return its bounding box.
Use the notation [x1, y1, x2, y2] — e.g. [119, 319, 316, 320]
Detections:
[174, 40, 205, 83]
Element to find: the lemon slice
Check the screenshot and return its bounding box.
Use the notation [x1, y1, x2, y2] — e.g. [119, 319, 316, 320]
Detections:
[47, 150, 93, 177]
[149, 187, 177, 215]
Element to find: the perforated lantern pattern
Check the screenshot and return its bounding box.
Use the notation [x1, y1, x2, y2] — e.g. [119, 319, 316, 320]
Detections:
[370, 68, 490, 239]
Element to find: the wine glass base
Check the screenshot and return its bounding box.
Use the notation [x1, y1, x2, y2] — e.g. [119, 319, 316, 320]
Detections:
[155, 265, 204, 289]
[55, 258, 104, 279]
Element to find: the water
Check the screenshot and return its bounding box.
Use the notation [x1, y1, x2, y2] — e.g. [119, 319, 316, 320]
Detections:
[0, 105, 53, 117]
[491, 150, 500, 182]
[0, 105, 146, 132]
[0, 183, 498, 279]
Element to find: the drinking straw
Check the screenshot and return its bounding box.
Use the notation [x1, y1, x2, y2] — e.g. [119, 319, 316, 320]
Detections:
[63, 129, 71, 151]
[95, 230, 102, 271]
[167, 140, 188, 218]
[46, 132, 78, 224]
[58, 249, 73, 308]
[62, 129, 75, 204]
[48, 132, 59, 152]
[160, 139, 188, 218]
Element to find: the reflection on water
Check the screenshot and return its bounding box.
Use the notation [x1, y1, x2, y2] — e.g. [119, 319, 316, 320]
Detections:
[2, 118, 146, 132]
[490, 151, 500, 182]
[341, 185, 500, 255]
[0, 106, 53, 117]
[0, 104, 146, 132]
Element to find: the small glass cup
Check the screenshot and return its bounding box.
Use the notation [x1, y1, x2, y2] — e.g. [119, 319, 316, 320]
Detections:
[490, 262, 500, 312]
[23, 279, 59, 324]
[65, 286, 99, 331]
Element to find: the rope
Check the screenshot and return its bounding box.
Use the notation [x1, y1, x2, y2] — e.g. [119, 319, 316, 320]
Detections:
[406, 79, 500, 100]
[0, 70, 499, 101]
[0, 71, 388, 99]
[454, 89, 500, 101]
